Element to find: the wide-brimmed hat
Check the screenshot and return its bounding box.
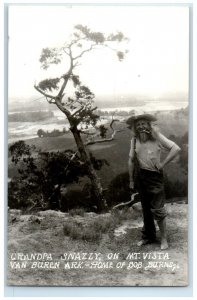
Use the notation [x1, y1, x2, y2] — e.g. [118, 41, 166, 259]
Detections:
[126, 113, 157, 128]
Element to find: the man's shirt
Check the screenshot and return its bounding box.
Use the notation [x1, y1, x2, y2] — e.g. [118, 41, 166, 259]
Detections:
[129, 132, 175, 172]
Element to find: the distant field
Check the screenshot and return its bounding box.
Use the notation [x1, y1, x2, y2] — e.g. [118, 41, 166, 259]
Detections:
[25, 133, 76, 152]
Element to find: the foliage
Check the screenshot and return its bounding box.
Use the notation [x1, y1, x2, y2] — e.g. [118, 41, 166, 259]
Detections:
[8, 141, 109, 211]
[168, 132, 188, 173]
[38, 78, 61, 92]
[106, 172, 131, 207]
[89, 152, 109, 170]
[36, 24, 128, 131]
[164, 174, 188, 199]
[99, 125, 108, 138]
[39, 48, 62, 70]
[8, 179, 34, 209]
[68, 208, 86, 217]
[63, 208, 138, 242]
[60, 188, 92, 212]
[63, 214, 116, 242]
[37, 129, 46, 138]
[91, 216, 117, 233]
[9, 142, 84, 210]
[9, 140, 36, 164]
[37, 128, 66, 138]
[106, 168, 188, 208]
[63, 220, 102, 242]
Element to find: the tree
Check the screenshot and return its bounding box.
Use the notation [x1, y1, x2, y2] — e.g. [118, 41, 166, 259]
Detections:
[34, 24, 128, 211]
[37, 129, 46, 138]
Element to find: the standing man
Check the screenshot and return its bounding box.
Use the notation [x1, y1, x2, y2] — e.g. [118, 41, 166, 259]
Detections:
[127, 113, 180, 250]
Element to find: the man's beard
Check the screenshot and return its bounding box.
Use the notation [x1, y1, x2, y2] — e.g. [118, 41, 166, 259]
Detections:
[138, 131, 150, 142]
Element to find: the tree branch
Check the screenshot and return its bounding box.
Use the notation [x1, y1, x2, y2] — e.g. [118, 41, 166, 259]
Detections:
[57, 47, 73, 99]
[67, 36, 86, 48]
[85, 130, 124, 146]
[85, 134, 117, 145]
[112, 192, 139, 210]
[73, 44, 97, 60]
[85, 117, 124, 145]
[71, 106, 85, 117]
[110, 118, 120, 131]
[73, 61, 81, 68]
[34, 85, 57, 100]
[46, 97, 56, 104]
[72, 105, 97, 118]
[62, 48, 70, 56]
[55, 98, 71, 117]
[79, 130, 96, 136]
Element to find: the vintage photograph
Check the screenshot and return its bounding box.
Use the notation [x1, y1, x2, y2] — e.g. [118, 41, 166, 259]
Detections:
[7, 5, 189, 286]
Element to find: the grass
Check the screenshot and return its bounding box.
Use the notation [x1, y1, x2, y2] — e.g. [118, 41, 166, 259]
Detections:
[63, 216, 112, 242]
[63, 207, 140, 242]
[68, 208, 86, 217]
[25, 133, 76, 152]
[63, 220, 102, 242]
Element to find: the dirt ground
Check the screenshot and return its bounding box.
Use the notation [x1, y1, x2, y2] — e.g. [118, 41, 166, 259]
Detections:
[7, 202, 188, 287]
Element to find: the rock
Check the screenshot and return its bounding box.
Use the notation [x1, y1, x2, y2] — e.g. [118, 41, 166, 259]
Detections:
[8, 214, 19, 223]
[11, 217, 17, 224]
[99, 213, 111, 218]
[9, 209, 22, 215]
[72, 216, 89, 227]
[37, 210, 66, 217]
[19, 215, 44, 223]
[85, 212, 97, 217]
[114, 225, 127, 237]
[114, 219, 143, 237]
[132, 203, 142, 211]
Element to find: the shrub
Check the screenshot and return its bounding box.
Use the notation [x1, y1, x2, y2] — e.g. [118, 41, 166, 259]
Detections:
[106, 172, 131, 208]
[106, 168, 188, 208]
[63, 220, 101, 242]
[81, 227, 101, 242]
[63, 208, 140, 243]
[111, 207, 139, 223]
[164, 175, 188, 199]
[68, 208, 86, 217]
[91, 216, 116, 233]
[9, 141, 108, 211]
[60, 188, 96, 212]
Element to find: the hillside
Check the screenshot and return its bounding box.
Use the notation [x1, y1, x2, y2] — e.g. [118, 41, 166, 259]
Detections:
[20, 108, 188, 189]
[8, 107, 188, 211]
[7, 202, 188, 286]
[7, 108, 189, 287]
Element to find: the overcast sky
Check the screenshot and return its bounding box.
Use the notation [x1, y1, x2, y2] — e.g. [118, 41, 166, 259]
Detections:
[8, 5, 189, 104]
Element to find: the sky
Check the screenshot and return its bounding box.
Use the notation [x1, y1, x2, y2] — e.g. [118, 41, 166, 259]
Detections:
[8, 5, 189, 105]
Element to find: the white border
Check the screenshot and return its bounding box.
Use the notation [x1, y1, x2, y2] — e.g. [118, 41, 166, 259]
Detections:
[1, 0, 196, 299]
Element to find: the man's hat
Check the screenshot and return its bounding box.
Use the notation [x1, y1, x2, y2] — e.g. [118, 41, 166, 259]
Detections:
[126, 113, 157, 128]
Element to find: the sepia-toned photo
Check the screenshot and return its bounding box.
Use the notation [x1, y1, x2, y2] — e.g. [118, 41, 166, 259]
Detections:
[7, 5, 189, 286]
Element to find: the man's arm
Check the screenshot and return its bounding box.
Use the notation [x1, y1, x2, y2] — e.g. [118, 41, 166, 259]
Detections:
[158, 143, 181, 170]
[152, 129, 181, 170]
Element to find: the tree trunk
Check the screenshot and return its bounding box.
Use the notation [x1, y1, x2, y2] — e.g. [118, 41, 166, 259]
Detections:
[70, 125, 108, 212]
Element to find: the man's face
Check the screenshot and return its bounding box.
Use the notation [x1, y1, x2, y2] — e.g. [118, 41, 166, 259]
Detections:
[135, 119, 151, 134]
